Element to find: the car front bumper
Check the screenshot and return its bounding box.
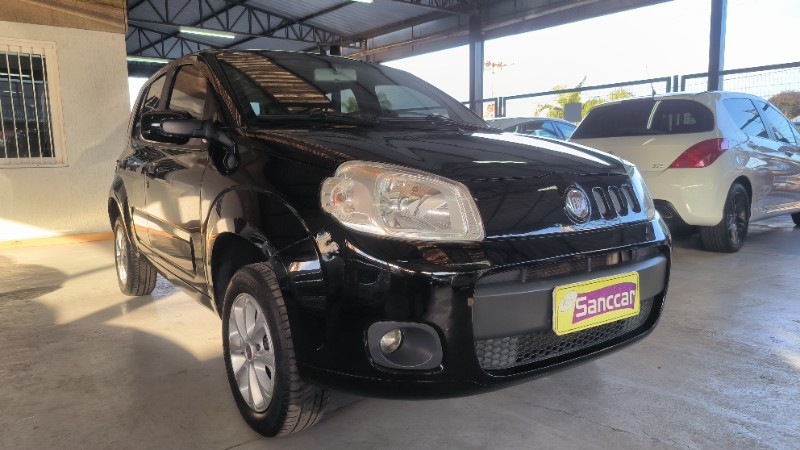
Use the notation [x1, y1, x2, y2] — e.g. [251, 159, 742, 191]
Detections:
[272, 218, 671, 399]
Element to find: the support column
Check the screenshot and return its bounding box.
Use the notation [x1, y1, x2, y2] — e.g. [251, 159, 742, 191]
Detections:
[707, 0, 728, 91]
[468, 16, 484, 115]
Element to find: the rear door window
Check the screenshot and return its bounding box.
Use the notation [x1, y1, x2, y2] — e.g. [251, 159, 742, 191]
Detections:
[572, 99, 714, 139]
[541, 121, 559, 138]
[723, 98, 769, 140]
[554, 121, 576, 139]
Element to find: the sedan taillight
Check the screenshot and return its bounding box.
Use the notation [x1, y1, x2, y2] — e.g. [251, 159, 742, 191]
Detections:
[669, 138, 729, 168]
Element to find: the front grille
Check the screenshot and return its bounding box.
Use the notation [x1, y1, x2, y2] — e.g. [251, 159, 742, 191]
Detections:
[475, 295, 655, 372]
[592, 184, 640, 220]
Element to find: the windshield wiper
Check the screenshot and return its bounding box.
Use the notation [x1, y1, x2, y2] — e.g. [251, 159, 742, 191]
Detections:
[255, 110, 376, 126]
[377, 115, 493, 131]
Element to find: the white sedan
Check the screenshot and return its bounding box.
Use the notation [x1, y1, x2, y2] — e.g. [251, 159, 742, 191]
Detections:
[571, 91, 800, 252]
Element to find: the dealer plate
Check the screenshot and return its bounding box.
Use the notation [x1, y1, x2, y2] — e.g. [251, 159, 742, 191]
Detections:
[552, 272, 640, 336]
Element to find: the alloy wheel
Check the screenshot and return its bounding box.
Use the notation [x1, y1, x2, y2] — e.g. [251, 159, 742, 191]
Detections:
[115, 225, 128, 285]
[726, 190, 748, 247]
[228, 293, 276, 413]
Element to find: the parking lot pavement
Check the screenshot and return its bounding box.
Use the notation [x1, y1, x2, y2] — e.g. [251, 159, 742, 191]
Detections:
[1, 216, 798, 449]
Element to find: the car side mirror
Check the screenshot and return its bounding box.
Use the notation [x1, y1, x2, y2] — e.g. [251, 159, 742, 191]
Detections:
[161, 117, 211, 140]
[160, 116, 234, 150]
[143, 111, 239, 173]
[140, 111, 191, 144]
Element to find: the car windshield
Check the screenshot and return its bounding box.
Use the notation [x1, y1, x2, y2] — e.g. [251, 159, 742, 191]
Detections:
[572, 98, 715, 139]
[215, 51, 487, 128]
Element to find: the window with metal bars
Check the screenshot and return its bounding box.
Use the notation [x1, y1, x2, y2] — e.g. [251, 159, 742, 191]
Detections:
[0, 39, 64, 166]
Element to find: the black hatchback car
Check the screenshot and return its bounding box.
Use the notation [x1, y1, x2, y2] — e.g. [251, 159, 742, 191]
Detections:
[109, 50, 671, 436]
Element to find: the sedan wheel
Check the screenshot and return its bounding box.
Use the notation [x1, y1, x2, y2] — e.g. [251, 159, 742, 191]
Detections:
[222, 263, 329, 436]
[700, 183, 749, 253]
[228, 293, 276, 413]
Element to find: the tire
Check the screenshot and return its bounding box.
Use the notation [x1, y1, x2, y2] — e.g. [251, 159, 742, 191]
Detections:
[222, 263, 329, 437]
[700, 183, 749, 253]
[792, 212, 800, 226]
[114, 217, 157, 295]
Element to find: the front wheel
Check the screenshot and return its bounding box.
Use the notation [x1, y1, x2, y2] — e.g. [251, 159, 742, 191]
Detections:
[792, 212, 800, 226]
[222, 263, 329, 437]
[700, 183, 749, 253]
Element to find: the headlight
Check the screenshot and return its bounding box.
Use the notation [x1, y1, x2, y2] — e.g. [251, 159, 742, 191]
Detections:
[321, 161, 485, 241]
[624, 162, 657, 220]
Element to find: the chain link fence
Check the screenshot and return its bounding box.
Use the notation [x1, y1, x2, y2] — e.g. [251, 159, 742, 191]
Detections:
[471, 61, 800, 121]
[681, 61, 800, 102]
[501, 79, 671, 120]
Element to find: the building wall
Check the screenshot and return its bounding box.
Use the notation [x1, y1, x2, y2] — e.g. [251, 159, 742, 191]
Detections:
[0, 0, 126, 34]
[0, 20, 130, 241]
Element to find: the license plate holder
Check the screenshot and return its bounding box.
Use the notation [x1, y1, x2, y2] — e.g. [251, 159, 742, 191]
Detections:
[552, 272, 640, 336]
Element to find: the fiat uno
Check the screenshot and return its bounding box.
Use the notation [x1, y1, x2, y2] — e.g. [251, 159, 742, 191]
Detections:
[109, 50, 671, 436]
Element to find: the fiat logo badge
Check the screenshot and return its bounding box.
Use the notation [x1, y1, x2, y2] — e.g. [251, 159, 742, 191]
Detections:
[565, 187, 591, 223]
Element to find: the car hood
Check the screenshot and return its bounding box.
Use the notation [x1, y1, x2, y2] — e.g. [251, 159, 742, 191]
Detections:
[248, 128, 625, 179]
[247, 127, 637, 238]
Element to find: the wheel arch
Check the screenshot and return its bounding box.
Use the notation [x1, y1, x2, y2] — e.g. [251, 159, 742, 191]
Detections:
[732, 175, 753, 216]
[108, 177, 134, 242]
[204, 186, 313, 315]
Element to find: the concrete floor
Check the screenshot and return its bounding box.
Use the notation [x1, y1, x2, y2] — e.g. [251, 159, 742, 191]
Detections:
[1, 217, 799, 450]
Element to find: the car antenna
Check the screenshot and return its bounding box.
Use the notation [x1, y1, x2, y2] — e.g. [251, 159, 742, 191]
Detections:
[646, 65, 656, 97]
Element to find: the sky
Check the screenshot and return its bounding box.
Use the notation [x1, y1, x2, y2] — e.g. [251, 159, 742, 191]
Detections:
[384, 0, 800, 105]
[128, 0, 800, 111]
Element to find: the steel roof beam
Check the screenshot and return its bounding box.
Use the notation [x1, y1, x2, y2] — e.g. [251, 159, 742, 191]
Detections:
[127, 0, 353, 57]
[225, 1, 355, 51]
[128, 23, 214, 58]
[127, 0, 148, 13]
[389, 0, 479, 16]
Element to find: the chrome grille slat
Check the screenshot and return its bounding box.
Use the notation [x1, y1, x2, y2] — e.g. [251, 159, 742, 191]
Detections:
[588, 182, 641, 220]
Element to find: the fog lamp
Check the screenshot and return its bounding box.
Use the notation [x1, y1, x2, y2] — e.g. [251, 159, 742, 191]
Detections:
[379, 329, 403, 354]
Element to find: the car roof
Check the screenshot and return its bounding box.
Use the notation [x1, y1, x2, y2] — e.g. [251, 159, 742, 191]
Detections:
[486, 117, 573, 129]
[589, 91, 763, 110]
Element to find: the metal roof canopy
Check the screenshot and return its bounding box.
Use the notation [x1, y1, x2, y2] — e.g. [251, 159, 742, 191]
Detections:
[126, 0, 673, 110]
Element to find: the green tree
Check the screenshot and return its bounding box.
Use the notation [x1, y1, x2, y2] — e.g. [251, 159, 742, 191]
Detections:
[343, 96, 359, 113]
[535, 77, 587, 119]
[768, 90, 800, 120]
[535, 77, 633, 120]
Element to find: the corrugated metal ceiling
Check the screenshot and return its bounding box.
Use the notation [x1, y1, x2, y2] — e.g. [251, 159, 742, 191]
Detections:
[126, 0, 670, 62]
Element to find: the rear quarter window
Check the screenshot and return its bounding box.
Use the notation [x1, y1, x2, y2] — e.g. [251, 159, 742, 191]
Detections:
[722, 98, 769, 140]
[572, 99, 714, 139]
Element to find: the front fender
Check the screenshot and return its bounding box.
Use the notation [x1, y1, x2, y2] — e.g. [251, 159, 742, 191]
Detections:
[108, 176, 135, 246]
[204, 186, 312, 258]
[203, 187, 329, 363]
